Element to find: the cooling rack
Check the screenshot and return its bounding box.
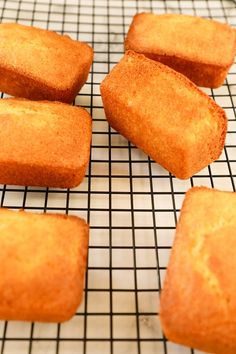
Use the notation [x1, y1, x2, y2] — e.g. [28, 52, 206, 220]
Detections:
[0, 0, 235, 353]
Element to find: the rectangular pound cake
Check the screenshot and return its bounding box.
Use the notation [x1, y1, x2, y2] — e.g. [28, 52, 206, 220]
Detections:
[0, 208, 89, 323]
[160, 187, 236, 354]
[0, 23, 93, 103]
[0, 98, 92, 188]
[125, 13, 236, 88]
[100, 51, 227, 179]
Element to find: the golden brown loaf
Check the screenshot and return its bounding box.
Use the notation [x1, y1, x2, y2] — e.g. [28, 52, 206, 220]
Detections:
[100, 51, 227, 179]
[0, 208, 89, 322]
[160, 187, 236, 354]
[0, 23, 93, 102]
[0, 98, 92, 188]
[125, 13, 236, 88]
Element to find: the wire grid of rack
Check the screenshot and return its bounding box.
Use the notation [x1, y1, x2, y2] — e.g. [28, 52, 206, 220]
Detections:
[0, 0, 235, 353]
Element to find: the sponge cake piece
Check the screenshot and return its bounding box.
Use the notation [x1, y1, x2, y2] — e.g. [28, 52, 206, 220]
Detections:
[0, 208, 89, 323]
[0, 23, 93, 103]
[100, 51, 227, 179]
[160, 187, 236, 353]
[125, 13, 236, 88]
[0, 98, 92, 188]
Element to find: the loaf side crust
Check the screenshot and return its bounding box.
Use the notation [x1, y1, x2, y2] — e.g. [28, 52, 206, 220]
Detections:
[142, 52, 232, 88]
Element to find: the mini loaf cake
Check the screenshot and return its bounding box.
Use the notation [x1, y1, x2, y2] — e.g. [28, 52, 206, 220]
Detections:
[0, 98, 92, 188]
[160, 187, 236, 354]
[125, 13, 236, 88]
[100, 51, 227, 179]
[0, 208, 89, 323]
[0, 23, 93, 102]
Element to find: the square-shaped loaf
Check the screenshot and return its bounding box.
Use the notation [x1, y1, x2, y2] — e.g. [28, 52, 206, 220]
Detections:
[125, 13, 236, 88]
[100, 51, 227, 179]
[0, 208, 89, 323]
[0, 23, 93, 103]
[0, 98, 92, 188]
[160, 187, 236, 353]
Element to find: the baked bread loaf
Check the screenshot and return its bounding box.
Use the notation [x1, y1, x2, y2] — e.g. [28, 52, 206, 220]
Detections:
[0, 98, 92, 188]
[100, 51, 227, 179]
[0, 208, 89, 323]
[160, 187, 236, 353]
[0, 23, 93, 102]
[125, 13, 236, 88]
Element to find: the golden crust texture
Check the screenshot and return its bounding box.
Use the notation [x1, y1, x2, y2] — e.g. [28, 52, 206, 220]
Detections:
[125, 13, 236, 88]
[0, 23, 93, 102]
[100, 51, 227, 179]
[0, 208, 89, 323]
[0, 98, 92, 188]
[160, 187, 236, 354]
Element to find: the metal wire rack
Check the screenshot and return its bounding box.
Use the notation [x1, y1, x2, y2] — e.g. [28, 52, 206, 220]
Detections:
[0, 0, 235, 353]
